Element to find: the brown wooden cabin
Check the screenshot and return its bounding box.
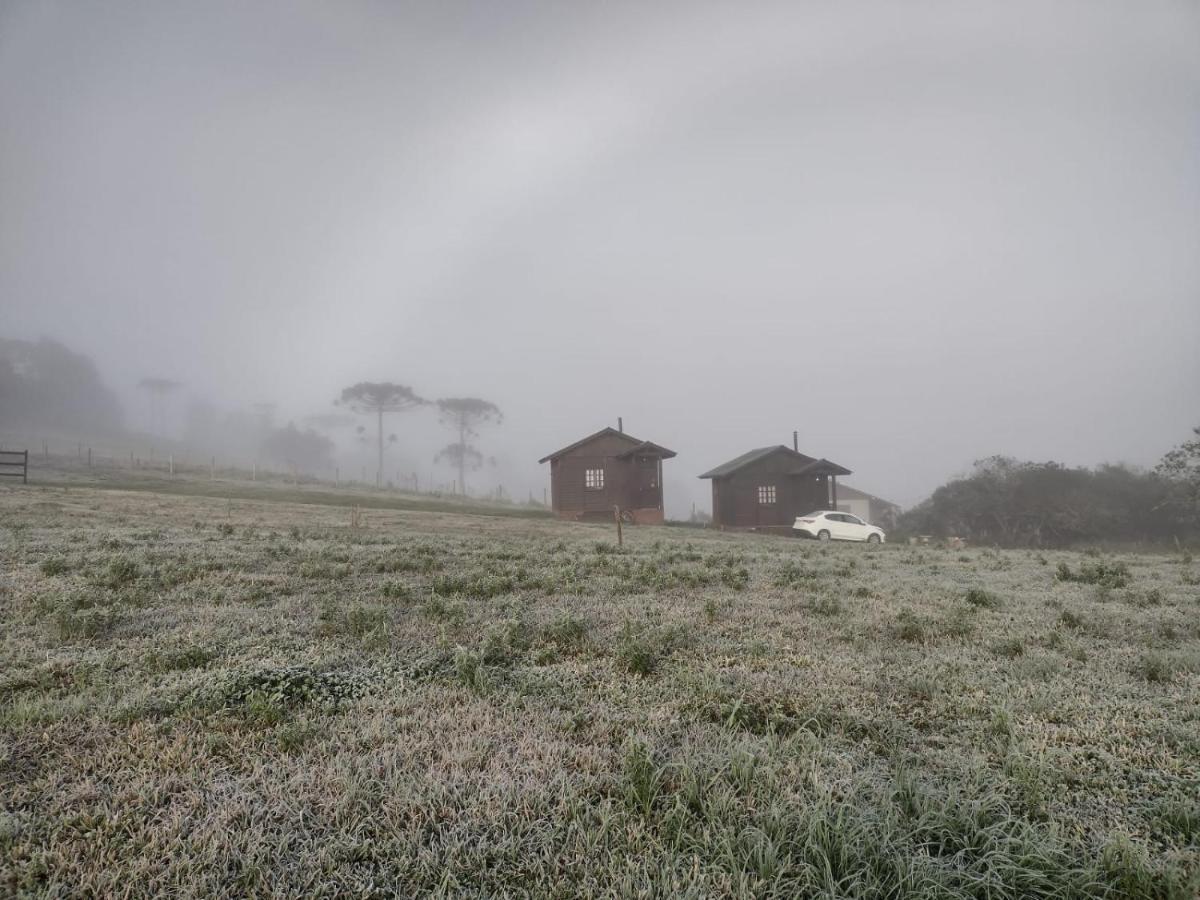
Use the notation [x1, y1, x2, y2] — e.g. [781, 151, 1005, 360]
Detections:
[699, 445, 851, 532]
[539, 427, 676, 524]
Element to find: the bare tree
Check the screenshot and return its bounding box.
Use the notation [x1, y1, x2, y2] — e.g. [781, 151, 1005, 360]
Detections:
[336, 382, 427, 487]
[137, 376, 181, 437]
[434, 397, 502, 494]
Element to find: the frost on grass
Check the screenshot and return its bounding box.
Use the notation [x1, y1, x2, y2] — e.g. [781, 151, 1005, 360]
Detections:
[0, 486, 1197, 897]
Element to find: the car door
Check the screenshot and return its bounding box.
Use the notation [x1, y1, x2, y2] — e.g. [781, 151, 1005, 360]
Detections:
[825, 513, 853, 540]
[841, 513, 870, 541]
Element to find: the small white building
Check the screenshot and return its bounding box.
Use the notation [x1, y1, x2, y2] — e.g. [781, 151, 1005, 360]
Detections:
[835, 484, 900, 529]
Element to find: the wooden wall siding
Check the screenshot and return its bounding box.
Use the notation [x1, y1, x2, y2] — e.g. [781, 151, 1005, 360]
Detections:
[710, 449, 832, 529]
[547, 432, 668, 520]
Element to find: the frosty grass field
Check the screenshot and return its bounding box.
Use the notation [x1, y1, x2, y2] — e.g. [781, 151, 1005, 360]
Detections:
[2, 483, 1198, 897]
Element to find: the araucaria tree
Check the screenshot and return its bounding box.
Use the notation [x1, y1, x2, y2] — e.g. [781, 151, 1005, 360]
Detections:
[337, 382, 428, 487]
[434, 397, 502, 494]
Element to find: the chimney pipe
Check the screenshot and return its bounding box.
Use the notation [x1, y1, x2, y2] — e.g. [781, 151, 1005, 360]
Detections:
[618, 417, 624, 433]
[793, 430, 798, 452]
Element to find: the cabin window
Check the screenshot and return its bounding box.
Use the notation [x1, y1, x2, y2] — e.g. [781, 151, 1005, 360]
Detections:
[757, 485, 776, 505]
[584, 468, 605, 490]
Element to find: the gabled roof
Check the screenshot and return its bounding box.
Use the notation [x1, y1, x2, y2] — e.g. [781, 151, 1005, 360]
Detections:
[616, 440, 677, 460]
[791, 458, 852, 477]
[835, 484, 899, 508]
[699, 445, 851, 479]
[699, 445, 808, 479]
[538, 427, 675, 464]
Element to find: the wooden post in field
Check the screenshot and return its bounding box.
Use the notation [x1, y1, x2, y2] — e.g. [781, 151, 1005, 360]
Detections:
[543, 487, 547, 507]
[169, 455, 174, 477]
[614, 505, 623, 548]
[77, 441, 82, 459]
[129, 451, 134, 470]
[334, 467, 339, 487]
[252, 462, 257, 482]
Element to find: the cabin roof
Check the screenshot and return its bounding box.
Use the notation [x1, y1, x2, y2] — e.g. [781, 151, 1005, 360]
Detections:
[616, 440, 677, 460]
[699, 445, 851, 479]
[538, 427, 675, 464]
[791, 458, 853, 477]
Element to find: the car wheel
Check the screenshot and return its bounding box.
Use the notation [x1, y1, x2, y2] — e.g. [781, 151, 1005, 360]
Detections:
[867, 533, 881, 544]
[817, 530, 831, 542]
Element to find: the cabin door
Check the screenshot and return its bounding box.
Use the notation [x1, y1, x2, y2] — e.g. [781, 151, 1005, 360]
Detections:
[635, 457, 660, 509]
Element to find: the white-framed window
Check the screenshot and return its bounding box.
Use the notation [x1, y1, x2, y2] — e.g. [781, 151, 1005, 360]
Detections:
[757, 485, 776, 505]
[585, 468, 605, 490]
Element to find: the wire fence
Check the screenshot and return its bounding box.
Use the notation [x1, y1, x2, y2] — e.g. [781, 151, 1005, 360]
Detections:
[0, 435, 549, 509]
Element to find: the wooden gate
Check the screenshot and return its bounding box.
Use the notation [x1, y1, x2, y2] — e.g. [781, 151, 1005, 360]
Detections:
[0, 449, 28, 484]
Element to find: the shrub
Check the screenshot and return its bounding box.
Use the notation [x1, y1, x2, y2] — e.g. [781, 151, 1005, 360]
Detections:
[480, 618, 533, 665]
[1056, 561, 1131, 589]
[1154, 799, 1200, 842]
[993, 636, 1026, 659]
[809, 595, 843, 617]
[773, 561, 820, 588]
[202, 665, 375, 710]
[317, 601, 390, 639]
[277, 720, 320, 753]
[52, 605, 117, 641]
[380, 580, 411, 601]
[1058, 610, 1085, 630]
[895, 610, 925, 643]
[621, 740, 665, 817]
[541, 615, 588, 652]
[615, 622, 685, 677]
[616, 630, 659, 676]
[39, 557, 70, 576]
[964, 588, 1002, 609]
[1131, 651, 1199, 683]
[453, 647, 491, 694]
[429, 572, 515, 600]
[101, 556, 140, 589]
[144, 645, 215, 673]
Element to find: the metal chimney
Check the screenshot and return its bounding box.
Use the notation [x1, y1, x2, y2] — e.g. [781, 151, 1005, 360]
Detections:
[793, 430, 798, 452]
[618, 417, 624, 433]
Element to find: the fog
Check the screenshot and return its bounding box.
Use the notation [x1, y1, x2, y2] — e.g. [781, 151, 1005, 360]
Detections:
[2, 0, 1198, 516]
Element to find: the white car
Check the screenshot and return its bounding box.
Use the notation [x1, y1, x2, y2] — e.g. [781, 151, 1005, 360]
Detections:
[793, 510, 886, 543]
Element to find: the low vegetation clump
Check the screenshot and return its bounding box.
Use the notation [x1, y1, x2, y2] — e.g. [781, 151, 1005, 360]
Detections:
[1, 486, 1196, 895]
[1055, 560, 1132, 588]
[199, 664, 379, 711]
[964, 587, 1002, 609]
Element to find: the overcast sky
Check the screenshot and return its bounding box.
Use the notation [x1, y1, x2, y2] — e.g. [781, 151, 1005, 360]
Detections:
[2, 0, 1198, 514]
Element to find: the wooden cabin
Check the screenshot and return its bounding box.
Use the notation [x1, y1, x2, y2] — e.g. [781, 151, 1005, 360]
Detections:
[699, 445, 851, 532]
[539, 426, 676, 524]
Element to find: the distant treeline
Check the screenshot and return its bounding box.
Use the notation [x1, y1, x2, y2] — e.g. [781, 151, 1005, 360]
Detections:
[0, 337, 124, 435]
[899, 433, 1200, 547]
